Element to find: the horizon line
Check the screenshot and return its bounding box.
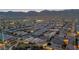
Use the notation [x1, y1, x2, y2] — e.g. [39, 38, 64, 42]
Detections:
[0, 9, 65, 12]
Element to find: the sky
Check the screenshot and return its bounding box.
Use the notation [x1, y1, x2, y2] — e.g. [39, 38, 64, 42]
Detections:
[0, 9, 64, 12]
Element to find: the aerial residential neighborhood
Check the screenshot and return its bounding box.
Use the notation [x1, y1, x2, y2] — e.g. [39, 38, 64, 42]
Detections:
[0, 9, 79, 50]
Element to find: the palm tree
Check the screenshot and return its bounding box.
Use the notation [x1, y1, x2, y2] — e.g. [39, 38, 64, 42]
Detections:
[0, 26, 5, 49]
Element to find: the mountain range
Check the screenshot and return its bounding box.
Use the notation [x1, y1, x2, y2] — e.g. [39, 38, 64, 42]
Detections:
[0, 9, 79, 19]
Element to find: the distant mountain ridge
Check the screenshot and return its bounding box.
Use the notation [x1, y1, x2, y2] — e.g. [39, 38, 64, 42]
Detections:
[0, 9, 79, 19]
